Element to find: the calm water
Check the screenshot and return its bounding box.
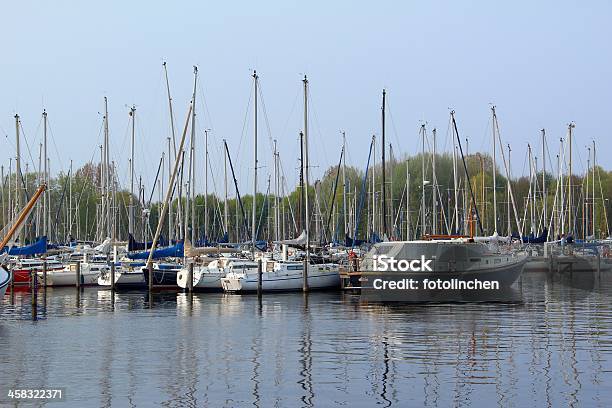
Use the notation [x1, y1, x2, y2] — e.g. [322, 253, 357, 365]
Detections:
[1, 272, 611, 407]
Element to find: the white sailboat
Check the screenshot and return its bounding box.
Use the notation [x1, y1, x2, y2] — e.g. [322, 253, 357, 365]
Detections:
[221, 75, 340, 293]
[221, 258, 340, 292]
[177, 257, 258, 290]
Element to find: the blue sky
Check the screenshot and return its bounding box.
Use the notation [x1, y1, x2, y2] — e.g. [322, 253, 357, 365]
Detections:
[1, 0, 610, 196]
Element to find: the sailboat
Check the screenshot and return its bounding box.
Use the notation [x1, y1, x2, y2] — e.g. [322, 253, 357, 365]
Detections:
[221, 74, 340, 293]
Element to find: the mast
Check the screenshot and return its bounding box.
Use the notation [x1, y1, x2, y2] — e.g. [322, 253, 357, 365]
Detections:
[273, 140, 280, 241]
[371, 135, 376, 237]
[252, 71, 258, 252]
[568, 123, 574, 235]
[491, 107, 498, 234]
[43, 110, 48, 237]
[342, 132, 347, 237]
[528, 144, 534, 234]
[163, 62, 178, 240]
[69, 160, 73, 240]
[420, 124, 426, 236]
[303, 74, 310, 291]
[559, 138, 565, 235]
[592, 140, 596, 238]
[204, 129, 209, 241]
[15, 114, 21, 243]
[586, 148, 590, 238]
[190, 66, 198, 245]
[432, 128, 437, 235]
[507, 144, 511, 236]
[104, 97, 111, 238]
[167, 137, 173, 240]
[224, 138, 229, 237]
[541, 129, 546, 239]
[451, 113, 459, 233]
[128, 106, 136, 236]
[381, 89, 387, 238]
[406, 166, 410, 240]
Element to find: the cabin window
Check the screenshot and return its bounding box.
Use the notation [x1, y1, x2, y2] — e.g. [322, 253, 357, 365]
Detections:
[470, 258, 481, 263]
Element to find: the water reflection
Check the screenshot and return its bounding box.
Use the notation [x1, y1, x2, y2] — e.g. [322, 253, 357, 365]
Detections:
[0, 273, 611, 406]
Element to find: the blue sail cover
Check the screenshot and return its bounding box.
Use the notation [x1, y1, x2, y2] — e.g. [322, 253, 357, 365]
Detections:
[127, 241, 184, 260]
[513, 228, 548, 244]
[1, 236, 48, 255]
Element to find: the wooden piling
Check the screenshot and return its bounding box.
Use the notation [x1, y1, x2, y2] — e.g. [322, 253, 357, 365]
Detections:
[188, 262, 194, 293]
[257, 259, 262, 297]
[42, 257, 47, 288]
[110, 262, 115, 292]
[76, 261, 81, 289]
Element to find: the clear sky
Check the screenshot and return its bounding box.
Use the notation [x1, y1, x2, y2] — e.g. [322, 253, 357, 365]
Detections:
[1, 0, 610, 197]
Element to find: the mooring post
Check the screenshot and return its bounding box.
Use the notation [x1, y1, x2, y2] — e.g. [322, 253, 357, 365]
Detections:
[303, 258, 309, 293]
[31, 270, 37, 321]
[188, 262, 194, 293]
[76, 261, 81, 289]
[257, 258, 262, 297]
[110, 262, 115, 292]
[30, 269, 37, 307]
[147, 260, 153, 292]
[43, 257, 47, 288]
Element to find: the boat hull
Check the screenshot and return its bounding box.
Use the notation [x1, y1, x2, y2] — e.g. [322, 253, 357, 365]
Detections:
[0, 267, 10, 298]
[221, 266, 340, 293]
[177, 267, 225, 290]
[98, 269, 146, 289]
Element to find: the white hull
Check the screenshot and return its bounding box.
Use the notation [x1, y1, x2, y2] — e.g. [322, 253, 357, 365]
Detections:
[222, 264, 340, 292]
[177, 267, 226, 289]
[37, 263, 106, 286]
[0, 267, 10, 298]
[98, 269, 145, 288]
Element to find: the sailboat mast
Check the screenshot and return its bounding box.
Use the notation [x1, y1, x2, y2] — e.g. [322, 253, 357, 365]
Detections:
[163, 62, 178, 240]
[592, 140, 596, 237]
[15, 114, 23, 243]
[568, 123, 574, 235]
[252, 71, 258, 253]
[381, 89, 387, 237]
[432, 128, 437, 235]
[273, 140, 279, 241]
[104, 97, 111, 238]
[406, 167, 410, 240]
[129, 106, 136, 236]
[528, 144, 534, 233]
[43, 110, 48, 237]
[491, 107, 498, 234]
[342, 132, 347, 237]
[507, 144, 511, 235]
[190, 66, 198, 245]
[167, 137, 173, 240]
[224, 138, 229, 237]
[420, 124, 426, 236]
[541, 129, 546, 239]
[451, 113, 460, 233]
[204, 129, 209, 241]
[303, 75, 310, 292]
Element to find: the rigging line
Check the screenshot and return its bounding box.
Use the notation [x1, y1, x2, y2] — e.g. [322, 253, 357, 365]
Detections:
[18, 120, 39, 175]
[277, 153, 298, 235]
[281, 86, 300, 141]
[256, 80, 276, 152]
[307, 87, 331, 179]
[197, 78, 215, 131]
[236, 81, 253, 161]
[45, 117, 67, 175]
[384, 95, 404, 154]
